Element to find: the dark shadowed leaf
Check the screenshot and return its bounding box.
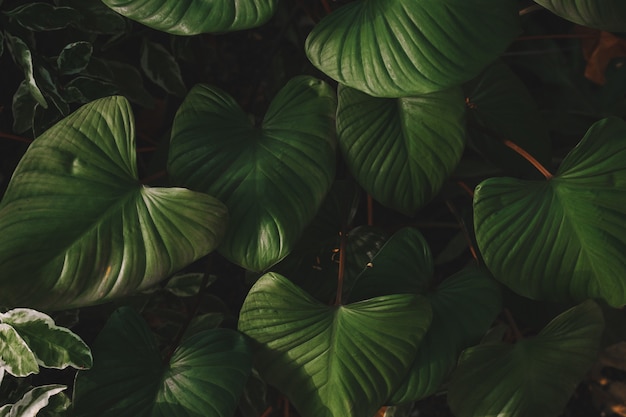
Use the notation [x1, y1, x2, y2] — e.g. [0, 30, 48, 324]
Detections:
[448, 300, 603, 417]
[57, 0, 128, 34]
[63, 77, 119, 104]
[0, 96, 228, 309]
[57, 42, 93, 75]
[11, 81, 37, 134]
[140, 40, 186, 97]
[534, 0, 626, 32]
[169, 76, 337, 271]
[238, 273, 432, 417]
[337, 86, 465, 215]
[305, 0, 520, 97]
[101, 0, 278, 34]
[474, 117, 626, 307]
[73, 307, 252, 417]
[4, 33, 46, 108]
[4, 3, 80, 31]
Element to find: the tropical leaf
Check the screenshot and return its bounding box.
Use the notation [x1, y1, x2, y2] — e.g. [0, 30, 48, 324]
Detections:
[4, 33, 47, 108]
[1, 385, 66, 417]
[73, 307, 252, 417]
[337, 86, 465, 215]
[0, 324, 38, 377]
[238, 273, 432, 417]
[169, 76, 337, 271]
[534, 0, 626, 32]
[57, 42, 93, 76]
[305, 0, 520, 97]
[389, 267, 502, 404]
[447, 300, 604, 417]
[4, 3, 80, 31]
[474, 117, 626, 307]
[0, 96, 228, 309]
[100, 0, 278, 35]
[0, 309, 92, 370]
[140, 39, 186, 97]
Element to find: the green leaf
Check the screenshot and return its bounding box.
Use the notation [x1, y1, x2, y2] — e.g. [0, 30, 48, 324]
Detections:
[390, 267, 502, 404]
[4, 3, 80, 31]
[347, 228, 433, 302]
[164, 273, 212, 297]
[474, 117, 626, 307]
[533, 0, 626, 32]
[57, 42, 93, 76]
[169, 76, 337, 271]
[11, 80, 37, 134]
[101, 0, 279, 35]
[4, 33, 47, 109]
[337, 86, 465, 215]
[140, 39, 186, 97]
[305, 0, 520, 97]
[463, 60, 551, 178]
[0, 96, 228, 309]
[0, 309, 92, 370]
[73, 307, 252, 417]
[63, 76, 119, 104]
[238, 273, 432, 417]
[2, 385, 66, 417]
[0, 324, 38, 377]
[57, 0, 128, 34]
[448, 300, 603, 417]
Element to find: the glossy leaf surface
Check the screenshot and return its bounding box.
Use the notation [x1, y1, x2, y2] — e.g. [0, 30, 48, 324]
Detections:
[448, 300, 603, 417]
[169, 76, 337, 271]
[73, 307, 252, 417]
[0, 309, 92, 370]
[101, 0, 278, 34]
[390, 267, 502, 403]
[238, 273, 432, 417]
[533, 0, 626, 32]
[1, 385, 66, 417]
[306, 0, 520, 97]
[0, 96, 228, 309]
[474, 117, 626, 306]
[337, 86, 465, 215]
[0, 324, 38, 377]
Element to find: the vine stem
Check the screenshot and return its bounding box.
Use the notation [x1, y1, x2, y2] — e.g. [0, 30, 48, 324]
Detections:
[516, 33, 598, 41]
[259, 406, 273, 417]
[519, 4, 543, 15]
[0, 131, 32, 144]
[502, 139, 553, 179]
[503, 308, 524, 341]
[334, 230, 347, 306]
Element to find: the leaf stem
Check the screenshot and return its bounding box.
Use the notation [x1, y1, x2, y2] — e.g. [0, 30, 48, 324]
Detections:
[502, 139, 553, 179]
[518, 4, 543, 15]
[334, 230, 347, 306]
[259, 406, 273, 417]
[503, 308, 524, 342]
[0, 131, 32, 144]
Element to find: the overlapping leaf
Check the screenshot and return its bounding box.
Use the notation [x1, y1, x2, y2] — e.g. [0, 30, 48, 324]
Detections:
[448, 300, 604, 417]
[389, 267, 501, 404]
[474, 117, 626, 306]
[169, 76, 337, 271]
[306, 0, 520, 97]
[0, 96, 228, 309]
[534, 0, 626, 32]
[337, 86, 465, 215]
[0, 385, 67, 417]
[238, 273, 432, 417]
[73, 307, 251, 417]
[101, 0, 278, 34]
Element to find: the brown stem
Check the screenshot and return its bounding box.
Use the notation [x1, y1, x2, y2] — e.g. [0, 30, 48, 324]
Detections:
[0, 131, 32, 144]
[516, 33, 598, 41]
[140, 170, 167, 184]
[259, 406, 273, 417]
[334, 230, 347, 306]
[503, 308, 524, 341]
[445, 201, 479, 263]
[518, 4, 543, 15]
[136, 146, 157, 153]
[502, 139, 553, 179]
[367, 194, 374, 226]
[321, 0, 332, 14]
[456, 181, 475, 198]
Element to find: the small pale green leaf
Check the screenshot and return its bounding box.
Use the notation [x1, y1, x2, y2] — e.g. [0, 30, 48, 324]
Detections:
[57, 42, 93, 75]
[11, 80, 37, 134]
[169, 76, 337, 271]
[6, 385, 66, 417]
[348, 228, 433, 301]
[73, 307, 252, 417]
[0, 309, 92, 370]
[0, 96, 228, 309]
[238, 273, 432, 417]
[448, 300, 603, 417]
[4, 3, 80, 31]
[337, 86, 465, 215]
[0, 324, 38, 377]
[101, 0, 279, 34]
[164, 273, 212, 297]
[474, 117, 626, 306]
[140, 40, 186, 97]
[305, 0, 520, 97]
[5, 33, 47, 108]
[533, 0, 626, 32]
[390, 267, 502, 404]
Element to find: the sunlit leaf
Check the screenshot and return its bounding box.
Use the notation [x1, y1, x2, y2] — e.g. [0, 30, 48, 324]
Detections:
[2, 385, 66, 417]
[0, 324, 38, 377]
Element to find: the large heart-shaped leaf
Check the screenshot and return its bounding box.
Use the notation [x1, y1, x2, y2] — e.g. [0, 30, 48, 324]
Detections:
[337, 86, 465, 215]
[447, 300, 604, 417]
[533, 0, 626, 32]
[464, 60, 551, 178]
[101, 0, 278, 34]
[238, 273, 432, 417]
[73, 307, 252, 417]
[0, 96, 227, 309]
[305, 0, 520, 97]
[474, 117, 626, 307]
[389, 267, 502, 404]
[169, 76, 337, 271]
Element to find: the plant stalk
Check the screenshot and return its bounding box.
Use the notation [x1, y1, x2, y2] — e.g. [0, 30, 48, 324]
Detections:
[502, 139, 553, 179]
[334, 230, 347, 306]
